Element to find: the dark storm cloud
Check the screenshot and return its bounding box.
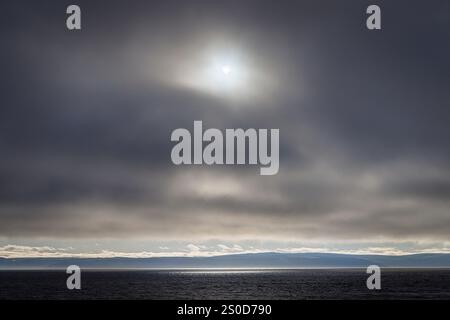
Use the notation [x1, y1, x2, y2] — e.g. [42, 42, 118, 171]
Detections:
[301, 1, 450, 163]
[0, 0, 449, 242]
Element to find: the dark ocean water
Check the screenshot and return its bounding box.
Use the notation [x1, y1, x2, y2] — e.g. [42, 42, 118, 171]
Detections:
[0, 269, 449, 300]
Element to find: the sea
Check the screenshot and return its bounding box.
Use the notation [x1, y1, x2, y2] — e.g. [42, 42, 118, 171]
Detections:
[0, 268, 449, 300]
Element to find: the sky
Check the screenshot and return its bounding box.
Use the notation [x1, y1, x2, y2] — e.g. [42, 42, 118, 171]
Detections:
[1, 0, 450, 258]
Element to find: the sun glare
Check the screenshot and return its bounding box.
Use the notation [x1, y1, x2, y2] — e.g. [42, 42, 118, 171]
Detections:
[175, 47, 253, 100]
[221, 65, 231, 76]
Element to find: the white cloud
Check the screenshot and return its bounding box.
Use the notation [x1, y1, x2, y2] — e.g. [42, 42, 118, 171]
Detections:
[3, 241, 450, 259]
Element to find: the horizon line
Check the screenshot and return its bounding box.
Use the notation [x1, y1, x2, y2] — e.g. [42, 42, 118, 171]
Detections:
[2, 251, 450, 259]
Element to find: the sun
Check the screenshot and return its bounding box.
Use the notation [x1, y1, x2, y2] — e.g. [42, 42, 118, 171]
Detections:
[175, 49, 252, 99]
[221, 65, 231, 76]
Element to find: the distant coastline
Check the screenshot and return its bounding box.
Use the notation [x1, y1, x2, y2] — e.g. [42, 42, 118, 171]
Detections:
[2, 252, 450, 270]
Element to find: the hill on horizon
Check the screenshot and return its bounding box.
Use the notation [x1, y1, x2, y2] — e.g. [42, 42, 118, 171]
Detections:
[2, 252, 450, 269]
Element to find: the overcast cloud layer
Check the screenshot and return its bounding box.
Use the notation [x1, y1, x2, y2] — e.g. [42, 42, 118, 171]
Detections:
[1, 0, 450, 256]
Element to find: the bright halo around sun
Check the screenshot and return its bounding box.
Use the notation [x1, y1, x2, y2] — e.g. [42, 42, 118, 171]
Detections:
[221, 65, 231, 76]
[175, 50, 251, 99]
[208, 57, 250, 95]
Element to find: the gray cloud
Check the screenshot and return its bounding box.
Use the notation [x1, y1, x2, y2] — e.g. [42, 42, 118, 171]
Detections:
[0, 0, 450, 251]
